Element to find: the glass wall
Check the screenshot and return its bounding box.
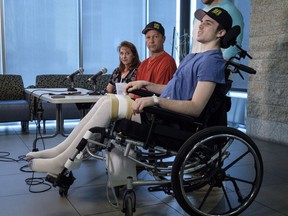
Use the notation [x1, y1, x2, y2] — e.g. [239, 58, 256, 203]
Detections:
[230, 0, 251, 90]
[1, 0, 250, 90]
[0, 22, 2, 74]
[4, 0, 80, 86]
[82, 0, 146, 75]
[148, 0, 177, 59]
[1, 0, 177, 86]
[0, 0, 4, 73]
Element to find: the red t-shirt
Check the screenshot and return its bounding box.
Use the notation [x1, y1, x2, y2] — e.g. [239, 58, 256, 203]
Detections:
[136, 51, 176, 84]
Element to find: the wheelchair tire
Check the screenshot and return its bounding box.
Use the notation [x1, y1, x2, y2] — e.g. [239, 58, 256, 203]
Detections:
[124, 195, 133, 216]
[122, 190, 136, 216]
[171, 126, 263, 216]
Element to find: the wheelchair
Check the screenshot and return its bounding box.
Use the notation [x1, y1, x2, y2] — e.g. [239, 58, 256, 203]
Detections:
[45, 31, 263, 216]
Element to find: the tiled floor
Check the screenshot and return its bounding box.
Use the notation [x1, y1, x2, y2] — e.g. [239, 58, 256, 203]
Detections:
[0, 121, 288, 216]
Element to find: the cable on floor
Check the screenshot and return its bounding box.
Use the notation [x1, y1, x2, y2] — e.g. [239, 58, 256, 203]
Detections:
[0, 152, 27, 162]
[20, 164, 52, 193]
[0, 151, 51, 193]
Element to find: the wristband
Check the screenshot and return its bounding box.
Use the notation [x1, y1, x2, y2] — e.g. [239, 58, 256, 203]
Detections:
[152, 94, 159, 106]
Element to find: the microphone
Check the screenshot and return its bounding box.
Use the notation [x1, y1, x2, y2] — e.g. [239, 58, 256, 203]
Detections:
[88, 67, 108, 82]
[66, 67, 84, 80]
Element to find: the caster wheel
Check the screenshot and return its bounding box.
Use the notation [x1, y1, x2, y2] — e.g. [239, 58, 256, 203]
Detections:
[122, 190, 136, 216]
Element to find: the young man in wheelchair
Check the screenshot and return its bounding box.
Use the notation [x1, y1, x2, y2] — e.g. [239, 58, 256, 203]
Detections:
[26, 7, 238, 176]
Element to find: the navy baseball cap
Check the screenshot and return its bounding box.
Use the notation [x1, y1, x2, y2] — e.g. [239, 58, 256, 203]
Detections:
[195, 7, 232, 31]
[142, 21, 165, 36]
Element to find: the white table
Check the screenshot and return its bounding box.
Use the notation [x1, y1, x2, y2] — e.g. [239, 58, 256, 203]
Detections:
[25, 88, 102, 150]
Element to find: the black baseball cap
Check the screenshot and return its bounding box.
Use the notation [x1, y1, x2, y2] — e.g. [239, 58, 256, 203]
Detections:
[194, 7, 232, 31]
[142, 21, 165, 36]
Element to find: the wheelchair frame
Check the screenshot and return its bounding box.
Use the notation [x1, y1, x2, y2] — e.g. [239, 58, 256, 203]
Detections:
[45, 47, 262, 216]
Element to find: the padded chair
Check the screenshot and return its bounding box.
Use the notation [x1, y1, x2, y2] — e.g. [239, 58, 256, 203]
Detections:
[0, 74, 30, 132]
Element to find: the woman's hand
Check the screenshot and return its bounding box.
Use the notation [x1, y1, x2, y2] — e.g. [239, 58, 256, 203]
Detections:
[132, 97, 154, 114]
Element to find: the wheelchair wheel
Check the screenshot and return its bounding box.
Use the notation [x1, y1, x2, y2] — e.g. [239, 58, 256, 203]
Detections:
[122, 190, 136, 216]
[82, 132, 104, 160]
[171, 126, 263, 216]
[124, 195, 133, 216]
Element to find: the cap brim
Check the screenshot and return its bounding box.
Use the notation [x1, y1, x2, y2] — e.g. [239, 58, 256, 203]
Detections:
[142, 27, 157, 34]
[194, 9, 206, 21]
[142, 27, 153, 34]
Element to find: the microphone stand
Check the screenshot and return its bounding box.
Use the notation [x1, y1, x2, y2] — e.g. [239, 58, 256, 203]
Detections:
[88, 78, 99, 95]
[67, 76, 77, 92]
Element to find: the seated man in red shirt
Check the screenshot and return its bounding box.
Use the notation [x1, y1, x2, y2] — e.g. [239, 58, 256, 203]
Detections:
[136, 21, 177, 85]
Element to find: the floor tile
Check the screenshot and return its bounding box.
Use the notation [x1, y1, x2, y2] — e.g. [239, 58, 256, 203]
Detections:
[0, 122, 288, 215]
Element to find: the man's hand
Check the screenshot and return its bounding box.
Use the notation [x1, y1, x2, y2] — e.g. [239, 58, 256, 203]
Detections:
[125, 80, 149, 93]
[132, 97, 154, 114]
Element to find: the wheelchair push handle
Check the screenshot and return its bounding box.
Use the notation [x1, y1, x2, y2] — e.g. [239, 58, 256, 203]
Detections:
[226, 44, 257, 75]
[227, 60, 256, 75]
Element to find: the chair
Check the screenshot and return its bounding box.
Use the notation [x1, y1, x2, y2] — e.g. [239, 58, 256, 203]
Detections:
[0, 74, 30, 132]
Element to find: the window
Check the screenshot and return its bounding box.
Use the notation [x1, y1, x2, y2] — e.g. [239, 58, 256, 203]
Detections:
[148, 0, 177, 59]
[0, 0, 4, 73]
[1, 0, 178, 86]
[3, 0, 80, 87]
[82, 0, 146, 75]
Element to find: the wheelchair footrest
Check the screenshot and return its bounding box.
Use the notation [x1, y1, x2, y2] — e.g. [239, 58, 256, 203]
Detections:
[45, 171, 75, 189]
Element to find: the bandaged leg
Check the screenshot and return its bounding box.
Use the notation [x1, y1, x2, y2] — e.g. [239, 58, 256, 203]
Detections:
[26, 96, 111, 159]
[29, 95, 133, 175]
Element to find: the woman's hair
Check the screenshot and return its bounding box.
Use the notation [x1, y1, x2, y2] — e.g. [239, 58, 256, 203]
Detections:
[118, 41, 141, 72]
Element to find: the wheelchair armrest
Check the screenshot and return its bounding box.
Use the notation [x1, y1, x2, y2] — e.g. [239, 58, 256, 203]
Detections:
[143, 106, 202, 126]
[129, 89, 160, 97]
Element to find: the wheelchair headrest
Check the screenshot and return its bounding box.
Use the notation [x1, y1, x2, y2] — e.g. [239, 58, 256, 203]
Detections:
[220, 25, 241, 49]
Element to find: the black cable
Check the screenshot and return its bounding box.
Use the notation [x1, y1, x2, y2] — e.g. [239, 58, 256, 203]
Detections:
[0, 151, 18, 162]
[34, 119, 46, 150]
[26, 89, 47, 151]
[1, 90, 55, 193]
[0, 152, 30, 162]
[0, 152, 52, 193]
[23, 92, 51, 192]
[20, 164, 52, 193]
[33, 94, 49, 151]
[7, 89, 78, 193]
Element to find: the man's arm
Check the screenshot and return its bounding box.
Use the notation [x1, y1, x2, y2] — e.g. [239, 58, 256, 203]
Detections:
[131, 81, 216, 117]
